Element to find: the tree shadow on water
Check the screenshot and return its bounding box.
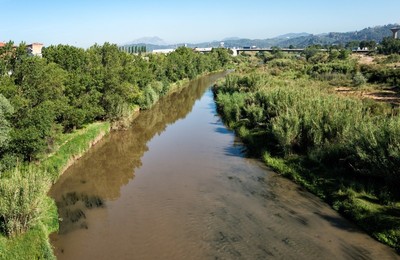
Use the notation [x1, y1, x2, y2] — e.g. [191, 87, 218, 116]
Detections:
[56, 192, 105, 235]
[223, 145, 247, 158]
[313, 211, 361, 233]
[215, 126, 232, 135]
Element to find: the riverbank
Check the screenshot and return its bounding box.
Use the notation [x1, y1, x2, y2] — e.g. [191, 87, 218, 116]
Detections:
[0, 122, 111, 259]
[213, 64, 400, 253]
[0, 72, 223, 259]
[0, 43, 234, 259]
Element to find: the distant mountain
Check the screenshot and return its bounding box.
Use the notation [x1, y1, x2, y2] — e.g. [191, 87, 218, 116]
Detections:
[125, 36, 167, 46]
[222, 37, 242, 41]
[274, 32, 311, 39]
[278, 24, 397, 47]
[122, 23, 399, 51]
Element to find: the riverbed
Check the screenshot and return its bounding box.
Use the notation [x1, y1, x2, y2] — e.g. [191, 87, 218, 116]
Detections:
[50, 73, 399, 259]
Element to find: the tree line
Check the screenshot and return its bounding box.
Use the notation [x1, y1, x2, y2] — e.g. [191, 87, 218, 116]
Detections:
[0, 42, 231, 170]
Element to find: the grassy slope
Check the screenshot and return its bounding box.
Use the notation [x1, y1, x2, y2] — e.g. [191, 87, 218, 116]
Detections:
[42, 122, 111, 182]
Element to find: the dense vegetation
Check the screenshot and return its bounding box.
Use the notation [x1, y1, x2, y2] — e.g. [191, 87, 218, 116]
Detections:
[378, 37, 400, 54]
[214, 49, 400, 251]
[0, 42, 231, 258]
[0, 43, 231, 166]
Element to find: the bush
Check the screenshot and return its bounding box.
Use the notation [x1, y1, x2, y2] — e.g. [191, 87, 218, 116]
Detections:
[353, 72, 367, 87]
[0, 167, 50, 237]
[139, 84, 159, 109]
[351, 116, 400, 186]
[0, 94, 14, 150]
[383, 54, 400, 64]
[215, 92, 248, 124]
[379, 37, 400, 55]
[214, 56, 400, 251]
[215, 69, 400, 197]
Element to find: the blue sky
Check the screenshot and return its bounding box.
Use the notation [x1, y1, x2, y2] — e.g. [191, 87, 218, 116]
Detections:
[0, 0, 399, 47]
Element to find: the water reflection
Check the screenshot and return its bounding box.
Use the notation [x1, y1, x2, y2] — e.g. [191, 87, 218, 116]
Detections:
[50, 73, 227, 234]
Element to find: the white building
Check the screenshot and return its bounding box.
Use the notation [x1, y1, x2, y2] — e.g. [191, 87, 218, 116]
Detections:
[194, 47, 212, 52]
[27, 43, 44, 57]
[152, 49, 175, 54]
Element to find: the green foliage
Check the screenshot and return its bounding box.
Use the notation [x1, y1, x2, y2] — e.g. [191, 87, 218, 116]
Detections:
[42, 122, 110, 180]
[0, 166, 50, 237]
[352, 72, 367, 86]
[215, 56, 400, 251]
[138, 81, 169, 109]
[10, 101, 60, 161]
[0, 94, 13, 150]
[351, 116, 400, 186]
[214, 52, 400, 251]
[308, 60, 356, 79]
[0, 195, 57, 260]
[346, 40, 361, 50]
[216, 69, 400, 188]
[383, 54, 400, 64]
[379, 37, 400, 55]
[360, 64, 400, 84]
[0, 122, 109, 259]
[0, 43, 227, 162]
[0, 41, 231, 258]
[43, 45, 87, 71]
[216, 92, 248, 124]
[303, 46, 321, 61]
[360, 40, 377, 50]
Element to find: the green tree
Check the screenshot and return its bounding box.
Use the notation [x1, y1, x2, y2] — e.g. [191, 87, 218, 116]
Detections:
[338, 49, 351, 60]
[210, 48, 232, 68]
[0, 94, 13, 151]
[379, 37, 400, 54]
[360, 40, 376, 50]
[9, 57, 67, 160]
[303, 46, 320, 61]
[0, 41, 15, 76]
[345, 40, 360, 50]
[43, 44, 87, 71]
[12, 57, 66, 107]
[10, 101, 60, 160]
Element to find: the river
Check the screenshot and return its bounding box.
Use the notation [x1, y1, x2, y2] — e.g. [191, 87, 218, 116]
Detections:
[50, 72, 399, 259]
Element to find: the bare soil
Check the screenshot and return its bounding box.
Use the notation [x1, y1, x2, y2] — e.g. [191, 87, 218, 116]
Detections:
[336, 86, 400, 106]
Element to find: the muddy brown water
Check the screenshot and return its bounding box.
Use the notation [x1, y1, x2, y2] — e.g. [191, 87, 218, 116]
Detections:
[50, 73, 399, 259]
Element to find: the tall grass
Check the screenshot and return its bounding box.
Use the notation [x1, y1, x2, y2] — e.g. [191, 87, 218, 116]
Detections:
[214, 68, 400, 250]
[0, 123, 109, 236]
[216, 71, 400, 190]
[0, 121, 110, 259]
[0, 166, 50, 237]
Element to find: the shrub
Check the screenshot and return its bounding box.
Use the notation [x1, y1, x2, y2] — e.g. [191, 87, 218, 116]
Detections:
[0, 94, 14, 150]
[383, 54, 400, 64]
[271, 108, 301, 155]
[353, 72, 367, 87]
[215, 92, 248, 124]
[139, 85, 159, 109]
[0, 166, 50, 237]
